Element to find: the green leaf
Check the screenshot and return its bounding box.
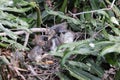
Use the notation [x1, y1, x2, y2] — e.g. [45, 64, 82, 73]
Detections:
[101, 43, 120, 56]
[0, 23, 17, 40]
[89, 0, 99, 10]
[110, 17, 119, 25]
[62, 41, 113, 64]
[60, 0, 67, 13]
[0, 0, 13, 7]
[68, 61, 104, 77]
[97, 11, 109, 18]
[65, 65, 90, 80]
[0, 56, 10, 65]
[108, 34, 120, 42]
[0, 42, 9, 47]
[0, 0, 32, 13]
[115, 69, 120, 80]
[65, 64, 101, 80]
[1, 37, 29, 50]
[56, 72, 70, 80]
[111, 27, 120, 36]
[47, 10, 81, 25]
[0, 7, 32, 13]
[52, 39, 114, 65]
[0, 10, 30, 32]
[58, 39, 94, 50]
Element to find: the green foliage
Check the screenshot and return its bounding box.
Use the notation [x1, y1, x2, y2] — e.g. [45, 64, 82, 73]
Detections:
[48, 0, 120, 79]
[0, 0, 120, 80]
[0, 0, 38, 50]
[1, 37, 29, 50]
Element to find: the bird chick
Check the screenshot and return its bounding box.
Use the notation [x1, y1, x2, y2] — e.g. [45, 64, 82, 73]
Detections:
[28, 46, 44, 62]
[60, 31, 75, 43]
[32, 34, 48, 46]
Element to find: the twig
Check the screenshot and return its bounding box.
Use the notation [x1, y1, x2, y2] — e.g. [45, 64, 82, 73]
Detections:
[9, 65, 26, 80]
[14, 67, 26, 80]
[72, 8, 110, 16]
[27, 73, 52, 76]
[23, 33, 30, 50]
[92, 26, 108, 38]
[14, 66, 28, 72]
[110, 0, 116, 8]
[0, 28, 54, 51]
[27, 65, 42, 80]
[71, 0, 116, 16]
[0, 28, 52, 36]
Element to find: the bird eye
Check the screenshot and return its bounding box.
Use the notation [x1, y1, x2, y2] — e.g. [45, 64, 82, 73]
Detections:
[43, 36, 48, 41]
[61, 32, 66, 34]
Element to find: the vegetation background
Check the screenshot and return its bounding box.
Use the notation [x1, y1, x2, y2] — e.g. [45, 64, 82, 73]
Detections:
[0, 0, 120, 80]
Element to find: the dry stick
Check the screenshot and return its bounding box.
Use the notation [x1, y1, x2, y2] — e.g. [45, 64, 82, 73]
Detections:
[14, 67, 26, 80]
[0, 28, 51, 36]
[0, 28, 53, 51]
[71, 0, 116, 16]
[9, 65, 26, 80]
[23, 32, 30, 50]
[27, 65, 42, 80]
[27, 73, 52, 76]
[92, 26, 108, 38]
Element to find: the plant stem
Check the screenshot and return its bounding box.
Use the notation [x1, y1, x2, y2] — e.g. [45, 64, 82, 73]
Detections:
[35, 5, 42, 27]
